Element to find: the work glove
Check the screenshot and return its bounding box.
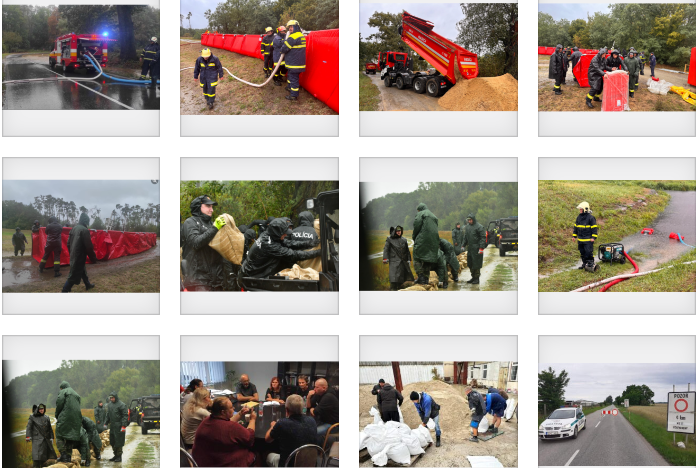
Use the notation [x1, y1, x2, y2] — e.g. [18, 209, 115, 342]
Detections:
[120, 427, 126, 432]
[383, 259, 388, 264]
[478, 248, 484, 254]
[214, 216, 226, 230]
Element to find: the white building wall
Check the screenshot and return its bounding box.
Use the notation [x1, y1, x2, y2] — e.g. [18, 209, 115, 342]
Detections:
[360, 364, 444, 386]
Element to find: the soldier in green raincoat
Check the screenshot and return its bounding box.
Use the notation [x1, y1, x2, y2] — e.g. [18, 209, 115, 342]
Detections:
[624, 50, 640, 98]
[412, 203, 440, 285]
[62, 212, 97, 293]
[433, 249, 448, 288]
[439, 238, 460, 283]
[55, 381, 82, 462]
[462, 214, 486, 284]
[94, 401, 107, 432]
[82, 416, 102, 462]
[451, 223, 465, 254]
[104, 391, 129, 462]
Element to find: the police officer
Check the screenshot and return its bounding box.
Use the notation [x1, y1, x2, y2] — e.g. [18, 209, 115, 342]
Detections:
[549, 44, 564, 95]
[39, 216, 63, 277]
[12, 227, 28, 256]
[140, 37, 159, 84]
[194, 48, 224, 109]
[261, 27, 275, 78]
[586, 48, 608, 109]
[573, 201, 599, 271]
[272, 26, 288, 86]
[280, 20, 306, 101]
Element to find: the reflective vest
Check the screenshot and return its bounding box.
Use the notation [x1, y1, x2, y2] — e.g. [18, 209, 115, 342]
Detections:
[194, 55, 223, 85]
[281, 31, 306, 72]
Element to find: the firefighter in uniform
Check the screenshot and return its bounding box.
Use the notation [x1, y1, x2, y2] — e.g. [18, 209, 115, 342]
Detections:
[194, 48, 224, 109]
[280, 20, 306, 101]
[140, 37, 159, 84]
[272, 26, 288, 86]
[573, 201, 599, 271]
[261, 27, 275, 78]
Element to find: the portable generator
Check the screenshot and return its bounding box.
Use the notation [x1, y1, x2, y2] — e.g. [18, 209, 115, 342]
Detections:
[598, 243, 626, 266]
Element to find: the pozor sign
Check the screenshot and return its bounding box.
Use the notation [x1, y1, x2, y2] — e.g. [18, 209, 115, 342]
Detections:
[667, 392, 695, 434]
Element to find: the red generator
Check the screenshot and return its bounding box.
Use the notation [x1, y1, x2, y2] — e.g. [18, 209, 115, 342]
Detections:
[49, 33, 116, 72]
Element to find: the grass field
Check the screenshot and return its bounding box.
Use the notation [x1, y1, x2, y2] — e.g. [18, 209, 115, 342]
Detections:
[359, 72, 380, 111]
[608, 247, 696, 292]
[3, 228, 33, 254]
[619, 405, 696, 465]
[538, 181, 671, 276]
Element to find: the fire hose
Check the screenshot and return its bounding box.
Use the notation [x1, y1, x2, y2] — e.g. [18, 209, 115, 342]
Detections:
[571, 260, 696, 292]
[179, 53, 285, 88]
[85, 53, 159, 84]
[677, 233, 695, 249]
[598, 251, 638, 292]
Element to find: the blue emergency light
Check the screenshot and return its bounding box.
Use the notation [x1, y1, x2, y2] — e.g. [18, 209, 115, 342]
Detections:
[103, 32, 109, 37]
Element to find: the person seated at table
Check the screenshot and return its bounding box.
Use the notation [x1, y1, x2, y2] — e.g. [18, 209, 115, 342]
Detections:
[265, 394, 319, 467]
[182, 379, 204, 404]
[265, 377, 287, 403]
[309, 378, 339, 437]
[181, 388, 211, 450]
[235, 374, 259, 403]
[191, 397, 256, 467]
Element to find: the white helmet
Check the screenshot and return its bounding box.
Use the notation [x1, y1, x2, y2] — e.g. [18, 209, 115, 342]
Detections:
[577, 201, 590, 212]
[151, 37, 158, 42]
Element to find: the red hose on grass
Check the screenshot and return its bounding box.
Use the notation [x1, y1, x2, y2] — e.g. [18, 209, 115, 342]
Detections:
[599, 252, 638, 292]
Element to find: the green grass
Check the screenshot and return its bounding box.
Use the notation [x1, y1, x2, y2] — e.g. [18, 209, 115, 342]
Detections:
[359, 72, 381, 111]
[130, 441, 156, 468]
[618, 406, 696, 465]
[3, 228, 33, 254]
[608, 247, 696, 291]
[538, 181, 671, 276]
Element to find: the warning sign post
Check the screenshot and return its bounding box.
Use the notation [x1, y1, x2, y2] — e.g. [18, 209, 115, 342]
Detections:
[667, 391, 695, 434]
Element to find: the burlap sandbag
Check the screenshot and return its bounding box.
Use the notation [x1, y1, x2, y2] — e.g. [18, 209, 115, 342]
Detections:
[297, 219, 322, 272]
[208, 213, 245, 265]
[279, 264, 320, 281]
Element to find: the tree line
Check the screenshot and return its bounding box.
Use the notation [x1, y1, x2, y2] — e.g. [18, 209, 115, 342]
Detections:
[359, 4, 518, 79]
[361, 182, 518, 232]
[538, 4, 696, 67]
[4, 360, 160, 409]
[2, 197, 160, 234]
[2, 5, 160, 61]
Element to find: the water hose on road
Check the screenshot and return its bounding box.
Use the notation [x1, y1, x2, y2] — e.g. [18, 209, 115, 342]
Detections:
[677, 233, 695, 249]
[85, 53, 159, 84]
[571, 260, 696, 292]
[598, 252, 638, 292]
[1, 54, 103, 84]
[180, 53, 285, 88]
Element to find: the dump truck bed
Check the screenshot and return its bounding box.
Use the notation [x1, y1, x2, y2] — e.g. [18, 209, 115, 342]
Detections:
[400, 11, 478, 84]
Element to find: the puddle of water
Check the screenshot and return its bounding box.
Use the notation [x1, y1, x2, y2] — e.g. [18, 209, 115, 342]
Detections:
[450, 246, 518, 291]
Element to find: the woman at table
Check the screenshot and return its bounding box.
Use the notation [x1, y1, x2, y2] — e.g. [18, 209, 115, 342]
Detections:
[181, 387, 211, 450]
[265, 377, 287, 403]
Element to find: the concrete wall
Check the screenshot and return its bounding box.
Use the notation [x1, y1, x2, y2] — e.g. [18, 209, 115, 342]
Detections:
[360, 364, 444, 386]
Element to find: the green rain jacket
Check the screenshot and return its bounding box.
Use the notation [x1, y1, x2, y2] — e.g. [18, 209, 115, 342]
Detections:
[55, 381, 82, 441]
[67, 213, 97, 284]
[451, 225, 465, 253]
[463, 215, 486, 270]
[94, 404, 107, 432]
[82, 416, 102, 450]
[439, 238, 460, 273]
[412, 203, 440, 263]
[105, 391, 128, 448]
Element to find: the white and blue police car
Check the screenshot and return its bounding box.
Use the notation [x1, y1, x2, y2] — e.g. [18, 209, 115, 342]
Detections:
[539, 406, 587, 440]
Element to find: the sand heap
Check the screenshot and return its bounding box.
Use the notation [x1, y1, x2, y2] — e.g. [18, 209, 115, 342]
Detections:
[439, 74, 518, 111]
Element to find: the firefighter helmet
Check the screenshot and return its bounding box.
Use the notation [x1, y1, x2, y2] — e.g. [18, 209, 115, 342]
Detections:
[287, 19, 299, 28]
[577, 201, 590, 212]
[265, 27, 272, 32]
[277, 25, 286, 33]
[151, 37, 158, 42]
[201, 48, 211, 58]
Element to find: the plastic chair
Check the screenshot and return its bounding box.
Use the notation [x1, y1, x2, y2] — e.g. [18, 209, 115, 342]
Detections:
[322, 423, 339, 452]
[180, 447, 198, 467]
[285, 444, 326, 467]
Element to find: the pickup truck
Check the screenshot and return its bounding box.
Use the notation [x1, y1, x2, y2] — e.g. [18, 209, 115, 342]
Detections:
[129, 394, 160, 435]
[486, 216, 518, 257]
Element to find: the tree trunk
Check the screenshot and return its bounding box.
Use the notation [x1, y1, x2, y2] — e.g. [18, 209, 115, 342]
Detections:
[116, 5, 138, 61]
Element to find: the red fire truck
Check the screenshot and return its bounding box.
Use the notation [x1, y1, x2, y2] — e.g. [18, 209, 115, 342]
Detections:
[365, 62, 378, 74]
[49, 33, 116, 72]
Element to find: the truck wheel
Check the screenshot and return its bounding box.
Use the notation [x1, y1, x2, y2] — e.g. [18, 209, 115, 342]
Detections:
[426, 78, 441, 97]
[49, 59, 55, 69]
[142, 425, 148, 435]
[396, 76, 406, 89]
[499, 247, 506, 257]
[413, 78, 426, 94]
[384, 76, 392, 88]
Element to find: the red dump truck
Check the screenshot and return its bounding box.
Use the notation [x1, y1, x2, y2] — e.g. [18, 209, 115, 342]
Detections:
[365, 62, 378, 74]
[379, 11, 478, 97]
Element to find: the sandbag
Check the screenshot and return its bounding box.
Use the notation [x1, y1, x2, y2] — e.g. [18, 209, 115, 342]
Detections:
[386, 443, 411, 465]
[370, 406, 383, 426]
[363, 423, 386, 438]
[278, 264, 319, 281]
[359, 432, 369, 451]
[371, 445, 390, 467]
[208, 213, 245, 265]
[426, 418, 436, 430]
[415, 425, 433, 444]
[505, 398, 516, 419]
[297, 219, 322, 271]
[402, 432, 425, 456]
[478, 416, 490, 433]
[366, 436, 388, 457]
[398, 405, 404, 423]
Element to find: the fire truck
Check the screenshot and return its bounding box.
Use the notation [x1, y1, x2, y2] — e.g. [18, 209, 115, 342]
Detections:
[365, 62, 378, 74]
[49, 33, 116, 72]
[379, 12, 478, 98]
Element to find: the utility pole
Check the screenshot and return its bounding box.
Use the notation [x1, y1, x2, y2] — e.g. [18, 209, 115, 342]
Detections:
[392, 362, 403, 392]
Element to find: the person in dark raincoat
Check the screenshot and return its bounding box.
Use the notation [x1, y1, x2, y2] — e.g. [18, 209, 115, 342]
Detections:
[181, 195, 228, 291]
[434, 249, 448, 288]
[462, 214, 486, 284]
[452, 222, 465, 254]
[549, 44, 564, 95]
[105, 391, 128, 462]
[94, 401, 107, 432]
[382, 225, 414, 290]
[39, 216, 63, 277]
[31, 220, 41, 233]
[249, 216, 276, 234]
[624, 51, 640, 98]
[606, 50, 625, 71]
[649, 52, 656, 77]
[26, 403, 56, 468]
[288, 211, 318, 246]
[272, 26, 288, 85]
[412, 203, 440, 284]
[61, 212, 97, 293]
[586, 48, 608, 108]
[12, 227, 28, 256]
[55, 381, 82, 462]
[240, 218, 321, 278]
[569, 47, 582, 83]
[439, 238, 460, 283]
[639, 51, 646, 75]
[243, 228, 256, 262]
[82, 416, 102, 463]
[573, 201, 598, 270]
[193, 48, 224, 109]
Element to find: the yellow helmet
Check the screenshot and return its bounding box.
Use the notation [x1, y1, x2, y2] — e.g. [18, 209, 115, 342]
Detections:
[201, 48, 211, 58]
[577, 201, 590, 211]
[286, 19, 299, 28]
[265, 27, 272, 32]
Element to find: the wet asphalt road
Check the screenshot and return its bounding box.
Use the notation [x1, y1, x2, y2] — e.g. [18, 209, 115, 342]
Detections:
[539, 405, 668, 466]
[3, 54, 159, 110]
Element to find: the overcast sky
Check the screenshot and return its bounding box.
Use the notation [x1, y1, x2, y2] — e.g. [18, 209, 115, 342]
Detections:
[3, 360, 64, 385]
[180, 0, 219, 29]
[360, 182, 421, 208]
[360, 3, 463, 43]
[2, 180, 160, 217]
[539, 363, 696, 403]
[538, 3, 610, 22]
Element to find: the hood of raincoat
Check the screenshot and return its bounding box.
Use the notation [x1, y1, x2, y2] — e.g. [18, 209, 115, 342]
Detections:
[78, 212, 90, 228]
[298, 211, 314, 227]
[279, 217, 293, 229]
[417, 203, 427, 212]
[267, 218, 290, 242]
[109, 391, 119, 402]
[466, 213, 477, 223]
[391, 225, 403, 239]
[389, 226, 395, 236]
[244, 228, 256, 245]
[48, 216, 58, 224]
[190, 195, 217, 222]
[33, 403, 47, 417]
[60, 381, 71, 390]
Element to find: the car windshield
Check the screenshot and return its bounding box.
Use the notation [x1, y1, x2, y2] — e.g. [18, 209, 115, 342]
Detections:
[500, 220, 518, 230]
[548, 409, 576, 420]
[142, 398, 159, 409]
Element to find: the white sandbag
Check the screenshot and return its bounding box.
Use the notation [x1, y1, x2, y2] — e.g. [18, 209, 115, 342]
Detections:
[370, 406, 383, 426]
[426, 418, 436, 430]
[402, 432, 425, 456]
[386, 443, 412, 465]
[398, 405, 404, 423]
[505, 398, 516, 419]
[371, 445, 390, 467]
[396, 423, 412, 436]
[415, 425, 433, 444]
[364, 423, 385, 438]
[359, 432, 369, 451]
[478, 416, 490, 433]
[366, 437, 388, 457]
[412, 428, 427, 447]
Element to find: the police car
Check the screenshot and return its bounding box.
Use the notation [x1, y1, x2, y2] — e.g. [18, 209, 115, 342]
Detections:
[539, 406, 586, 440]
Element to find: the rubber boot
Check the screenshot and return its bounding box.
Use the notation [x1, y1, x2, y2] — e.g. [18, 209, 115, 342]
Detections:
[109, 456, 118, 462]
[54, 271, 62, 277]
[452, 275, 459, 283]
[58, 453, 71, 463]
[593, 96, 602, 102]
[586, 96, 594, 108]
[285, 95, 297, 101]
[39, 263, 45, 273]
[554, 88, 562, 95]
[94, 451, 101, 460]
[436, 435, 441, 447]
[85, 460, 90, 467]
[441, 281, 448, 289]
[112, 456, 122, 463]
[629, 91, 634, 98]
[470, 270, 480, 284]
[86, 282, 96, 291]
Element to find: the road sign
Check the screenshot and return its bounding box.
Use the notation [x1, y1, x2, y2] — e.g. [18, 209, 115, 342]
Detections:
[624, 399, 629, 408]
[612, 409, 618, 415]
[667, 392, 695, 434]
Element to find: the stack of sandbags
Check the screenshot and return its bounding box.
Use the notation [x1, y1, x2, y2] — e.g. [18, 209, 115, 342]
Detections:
[400, 279, 439, 291]
[100, 429, 111, 448]
[359, 419, 431, 466]
[45, 464, 68, 468]
[457, 252, 468, 270]
[297, 219, 322, 272]
[70, 449, 81, 464]
[278, 264, 320, 281]
[208, 213, 245, 265]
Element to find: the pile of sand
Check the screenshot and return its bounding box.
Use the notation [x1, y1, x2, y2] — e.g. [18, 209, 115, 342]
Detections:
[439, 74, 518, 111]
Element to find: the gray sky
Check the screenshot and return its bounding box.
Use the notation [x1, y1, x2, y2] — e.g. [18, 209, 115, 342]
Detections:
[360, 3, 463, 43]
[180, 0, 218, 29]
[3, 360, 64, 385]
[539, 363, 696, 403]
[3, 180, 160, 217]
[538, 3, 610, 22]
[360, 182, 421, 208]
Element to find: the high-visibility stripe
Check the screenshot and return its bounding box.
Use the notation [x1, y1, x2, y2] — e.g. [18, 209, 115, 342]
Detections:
[200, 83, 204, 87]
[572, 234, 577, 237]
[591, 225, 598, 228]
[143, 58, 153, 61]
[577, 238, 594, 241]
[554, 85, 560, 89]
[286, 65, 305, 69]
[208, 63, 216, 66]
[291, 87, 299, 91]
[587, 94, 594, 99]
[203, 93, 216, 97]
[40, 259, 47, 263]
[592, 234, 598, 237]
[54, 261, 61, 264]
[210, 81, 218, 86]
[145, 51, 157, 54]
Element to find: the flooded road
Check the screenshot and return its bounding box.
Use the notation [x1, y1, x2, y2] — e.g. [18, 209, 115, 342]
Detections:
[101, 425, 160, 468]
[448, 244, 518, 291]
[3, 54, 159, 110]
